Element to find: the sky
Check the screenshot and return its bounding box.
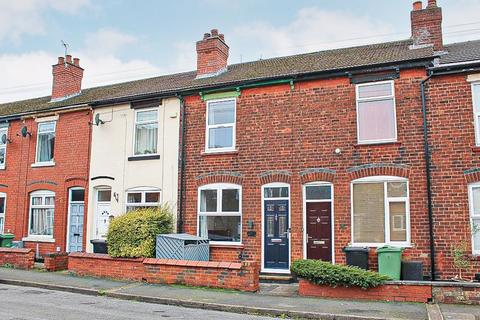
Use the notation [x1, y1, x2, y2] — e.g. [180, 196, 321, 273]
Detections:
[0, 0, 479, 103]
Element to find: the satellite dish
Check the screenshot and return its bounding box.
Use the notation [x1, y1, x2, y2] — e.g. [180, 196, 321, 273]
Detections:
[94, 114, 104, 126]
[1, 134, 7, 144]
[21, 126, 30, 138]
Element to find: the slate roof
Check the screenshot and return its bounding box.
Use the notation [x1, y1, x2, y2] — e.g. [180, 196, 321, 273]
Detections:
[439, 40, 480, 65]
[0, 38, 440, 118]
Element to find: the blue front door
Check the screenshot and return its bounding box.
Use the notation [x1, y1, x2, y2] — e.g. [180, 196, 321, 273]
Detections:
[264, 199, 289, 270]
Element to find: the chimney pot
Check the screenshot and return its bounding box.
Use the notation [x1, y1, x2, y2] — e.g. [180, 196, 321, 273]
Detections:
[413, 1, 423, 10]
[219, 34, 225, 41]
[203, 33, 211, 39]
[73, 58, 80, 66]
[57, 56, 65, 64]
[66, 54, 72, 63]
[427, 0, 437, 8]
[211, 29, 219, 36]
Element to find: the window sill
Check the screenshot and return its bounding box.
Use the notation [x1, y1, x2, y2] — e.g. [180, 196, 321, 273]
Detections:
[209, 243, 244, 249]
[202, 150, 238, 157]
[22, 236, 55, 243]
[354, 141, 401, 148]
[128, 155, 160, 161]
[31, 162, 55, 168]
[350, 243, 412, 248]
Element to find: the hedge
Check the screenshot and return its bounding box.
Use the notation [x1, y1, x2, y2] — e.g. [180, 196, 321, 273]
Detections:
[107, 206, 173, 258]
[291, 259, 391, 289]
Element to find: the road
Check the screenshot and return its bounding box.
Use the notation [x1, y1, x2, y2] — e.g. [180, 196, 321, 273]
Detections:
[0, 284, 282, 320]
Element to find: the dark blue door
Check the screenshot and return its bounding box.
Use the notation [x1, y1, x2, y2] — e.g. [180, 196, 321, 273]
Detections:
[264, 199, 289, 270]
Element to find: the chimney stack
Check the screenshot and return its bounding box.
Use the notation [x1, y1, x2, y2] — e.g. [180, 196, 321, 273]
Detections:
[51, 55, 84, 102]
[196, 29, 229, 78]
[411, 0, 443, 51]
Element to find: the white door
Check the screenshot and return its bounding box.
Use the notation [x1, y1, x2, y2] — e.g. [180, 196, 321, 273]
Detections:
[95, 189, 112, 239]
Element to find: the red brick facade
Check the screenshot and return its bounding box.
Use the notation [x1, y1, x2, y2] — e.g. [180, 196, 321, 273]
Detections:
[182, 69, 437, 275]
[0, 109, 91, 257]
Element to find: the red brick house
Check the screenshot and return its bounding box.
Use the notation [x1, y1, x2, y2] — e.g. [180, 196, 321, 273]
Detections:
[0, 56, 91, 256]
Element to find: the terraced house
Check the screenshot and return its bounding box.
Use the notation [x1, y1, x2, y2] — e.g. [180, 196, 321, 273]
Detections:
[0, 0, 479, 282]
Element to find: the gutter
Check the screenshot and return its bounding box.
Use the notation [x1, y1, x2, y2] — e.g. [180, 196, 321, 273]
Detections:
[420, 73, 436, 281]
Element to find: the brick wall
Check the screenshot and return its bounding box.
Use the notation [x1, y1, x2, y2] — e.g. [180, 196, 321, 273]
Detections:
[210, 245, 244, 262]
[298, 279, 432, 303]
[68, 253, 259, 291]
[0, 248, 35, 269]
[0, 109, 92, 256]
[433, 283, 480, 305]
[427, 73, 480, 280]
[182, 68, 432, 276]
[44, 252, 69, 271]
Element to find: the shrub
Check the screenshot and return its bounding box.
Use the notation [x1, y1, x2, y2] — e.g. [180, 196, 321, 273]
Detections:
[291, 259, 391, 289]
[107, 206, 173, 258]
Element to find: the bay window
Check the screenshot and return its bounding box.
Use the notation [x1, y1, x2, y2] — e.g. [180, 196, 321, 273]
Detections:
[134, 109, 158, 156]
[198, 183, 241, 243]
[206, 99, 236, 152]
[36, 121, 56, 164]
[352, 177, 409, 246]
[29, 190, 55, 237]
[468, 183, 480, 255]
[356, 81, 397, 144]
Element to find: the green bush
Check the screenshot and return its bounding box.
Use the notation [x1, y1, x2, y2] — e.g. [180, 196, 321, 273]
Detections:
[291, 259, 391, 289]
[107, 206, 173, 258]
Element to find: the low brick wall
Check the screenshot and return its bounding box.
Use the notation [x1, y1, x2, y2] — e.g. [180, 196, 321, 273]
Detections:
[44, 252, 69, 272]
[432, 282, 480, 305]
[0, 248, 35, 269]
[298, 279, 432, 303]
[209, 245, 244, 262]
[143, 258, 259, 292]
[68, 253, 259, 292]
[68, 253, 145, 281]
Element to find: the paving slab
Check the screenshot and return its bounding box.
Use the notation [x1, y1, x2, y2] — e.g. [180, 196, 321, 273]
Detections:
[440, 304, 479, 320]
[0, 267, 428, 320]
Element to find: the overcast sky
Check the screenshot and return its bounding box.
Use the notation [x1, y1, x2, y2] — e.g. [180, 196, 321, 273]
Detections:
[0, 0, 479, 103]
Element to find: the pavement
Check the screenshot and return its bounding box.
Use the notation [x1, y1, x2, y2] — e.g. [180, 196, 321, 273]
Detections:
[0, 267, 465, 320]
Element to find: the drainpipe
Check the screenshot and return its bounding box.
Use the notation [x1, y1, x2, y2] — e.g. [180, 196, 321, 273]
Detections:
[421, 73, 436, 281]
[176, 95, 186, 233]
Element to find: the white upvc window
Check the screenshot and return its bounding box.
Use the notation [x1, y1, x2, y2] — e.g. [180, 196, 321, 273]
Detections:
[0, 193, 6, 233]
[198, 183, 241, 244]
[351, 176, 410, 247]
[356, 81, 397, 144]
[0, 127, 7, 169]
[205, 98, 236, 153]
[133, 109, 158, 156]
[472, 83, 480, 146]
[126, 188, 161, 212]
[29, 190, 55, 237]
[468, 183, 480, 255]
[35, 121, 56, 164]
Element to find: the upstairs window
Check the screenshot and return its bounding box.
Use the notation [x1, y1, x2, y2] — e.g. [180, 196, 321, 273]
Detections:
[206, 99, 236, 152]
[36, 121, 56, 164]
[29, 190, 55, 237]
[198, 183, 241, 243]
[472, 83, 480, 146]
[0, 127, 7, 169]
[352, 177, 410, 246]
[134, 109, 158, 156]
[356, 81, 397, 144]
[126, 189, 161, 212]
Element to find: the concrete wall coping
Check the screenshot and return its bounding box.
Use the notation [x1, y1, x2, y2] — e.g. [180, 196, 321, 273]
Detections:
[0, 248, 33, 254]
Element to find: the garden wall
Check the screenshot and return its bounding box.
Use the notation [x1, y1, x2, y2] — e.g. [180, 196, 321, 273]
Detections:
[0, 248, 35, 269]
[68, 253, 259, 292]
[44, 252, 69, 272]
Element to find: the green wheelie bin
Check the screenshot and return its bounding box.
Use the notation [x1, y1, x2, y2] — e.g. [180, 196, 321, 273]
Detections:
[376, 245, 403, 280]
[0, 233, 14, 248]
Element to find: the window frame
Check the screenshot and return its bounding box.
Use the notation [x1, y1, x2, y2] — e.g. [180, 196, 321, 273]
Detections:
[125, 187, 161, 212]
[472, 82, 480, 146]
[468, 182, 480, 255]
[350, 176, 410, 247]
[197, 183, 242, 245]
[0, 127, 7, 170]
[132, 108, 159, 157]
[0, 193, 6, 233]
[35, 121, 56, 165]
[205, 98, 237, 153]
[355, 80, 398, 145]
[28, 190, 55, 239]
